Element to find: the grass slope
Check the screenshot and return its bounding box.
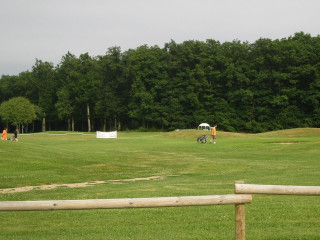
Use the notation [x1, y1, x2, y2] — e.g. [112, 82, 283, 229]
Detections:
[0, 128, 320, 239]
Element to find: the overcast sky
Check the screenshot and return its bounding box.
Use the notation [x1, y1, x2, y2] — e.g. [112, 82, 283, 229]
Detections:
[1, 0, 320, 76]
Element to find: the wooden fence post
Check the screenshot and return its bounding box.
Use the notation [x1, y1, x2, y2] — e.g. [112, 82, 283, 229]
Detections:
[235, 181, 246, 240]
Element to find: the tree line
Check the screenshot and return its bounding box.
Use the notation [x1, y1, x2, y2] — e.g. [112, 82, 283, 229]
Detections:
[1, 32, 320, 133]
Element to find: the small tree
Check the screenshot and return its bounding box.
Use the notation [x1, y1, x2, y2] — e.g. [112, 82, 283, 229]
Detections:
[0, 97, 37, 132]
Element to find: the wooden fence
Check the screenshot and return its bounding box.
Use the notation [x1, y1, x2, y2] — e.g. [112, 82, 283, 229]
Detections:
[0, 194, 252, 240]
[1, 182, 320, 240]
[235, 182, 320, 239]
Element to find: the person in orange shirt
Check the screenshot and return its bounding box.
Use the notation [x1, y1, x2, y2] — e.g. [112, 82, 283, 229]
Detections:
[2, 128, 8, 140]
[211, 124, 217, 144]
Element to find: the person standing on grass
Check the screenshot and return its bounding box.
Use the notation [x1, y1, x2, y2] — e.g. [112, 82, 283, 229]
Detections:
[211, 124, 217, 144]
[2, 128, 7, 140]
[13, 128, 18, 141]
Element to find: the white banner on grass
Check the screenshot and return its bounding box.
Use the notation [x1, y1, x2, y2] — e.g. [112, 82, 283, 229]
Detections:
[96, 131, 117, 139]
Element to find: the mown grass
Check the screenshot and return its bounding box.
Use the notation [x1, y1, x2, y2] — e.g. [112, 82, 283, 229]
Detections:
[0, 129, 320, 239]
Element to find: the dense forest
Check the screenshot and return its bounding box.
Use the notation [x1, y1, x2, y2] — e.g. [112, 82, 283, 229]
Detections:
[1, 32, 320, 133]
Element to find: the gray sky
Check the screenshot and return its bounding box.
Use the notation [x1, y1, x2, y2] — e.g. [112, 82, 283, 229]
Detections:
[1, 0, 319, 76]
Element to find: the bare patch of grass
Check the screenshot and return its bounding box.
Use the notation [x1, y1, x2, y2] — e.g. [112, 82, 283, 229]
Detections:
[0, 176, 166, 194]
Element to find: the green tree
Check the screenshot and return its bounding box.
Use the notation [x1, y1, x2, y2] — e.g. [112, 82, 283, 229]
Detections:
[76, 53, 101, 132]
[56, 52, 79, 131]
[56, 52, 101, 132]
[165, 40, 214, 129]
[96, 47, 126, 131]
[0, 75, 19, 102]
[55, 87, 73, 131]
[32, 59, 57, 131]
[127, 45, 170, 129]
[0, 97, 37, 131]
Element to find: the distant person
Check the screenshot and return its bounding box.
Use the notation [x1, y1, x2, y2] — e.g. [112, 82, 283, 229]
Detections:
[211, 124, 217, 144]
[2, 128, 7, 140]
[13, 128, 19, 142]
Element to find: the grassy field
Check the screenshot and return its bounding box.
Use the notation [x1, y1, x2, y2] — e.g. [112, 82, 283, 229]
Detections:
[0, 128, 320, 239]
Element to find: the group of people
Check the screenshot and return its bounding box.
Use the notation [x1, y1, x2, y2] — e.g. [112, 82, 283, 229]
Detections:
[1, 128, 19, 142]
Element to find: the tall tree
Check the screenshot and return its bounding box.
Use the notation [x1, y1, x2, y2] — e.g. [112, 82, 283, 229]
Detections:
[76, 53, 101, 132]
[55, 87, 73, 131]
[32, 59, 57, 131]
[96, 47, 125, 131]
[56, 52, 78, 131]
[127, 45, 170, 129]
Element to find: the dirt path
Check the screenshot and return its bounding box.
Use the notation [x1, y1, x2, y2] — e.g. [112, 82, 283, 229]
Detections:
[0, 176, 165, 194]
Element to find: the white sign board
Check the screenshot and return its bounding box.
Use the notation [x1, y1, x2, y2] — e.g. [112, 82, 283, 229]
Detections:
[96, 131, 117, 139]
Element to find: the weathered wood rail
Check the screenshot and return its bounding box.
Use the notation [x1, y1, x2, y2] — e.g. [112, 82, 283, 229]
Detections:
[0, 194, 252, 211]
[0, 194, 252, 240]
[235, 183, 320, 195]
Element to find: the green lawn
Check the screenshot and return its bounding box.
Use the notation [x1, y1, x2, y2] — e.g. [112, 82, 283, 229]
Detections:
[0, 129, 320, 239]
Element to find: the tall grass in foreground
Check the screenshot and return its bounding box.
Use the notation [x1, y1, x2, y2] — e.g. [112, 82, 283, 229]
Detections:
[0, 129, 320, 239]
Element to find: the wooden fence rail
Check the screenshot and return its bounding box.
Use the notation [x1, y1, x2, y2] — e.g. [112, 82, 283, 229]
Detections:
[0, 194, 252, 211]
[0, 194, 252, 240]
[235, 183, 320, 195]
